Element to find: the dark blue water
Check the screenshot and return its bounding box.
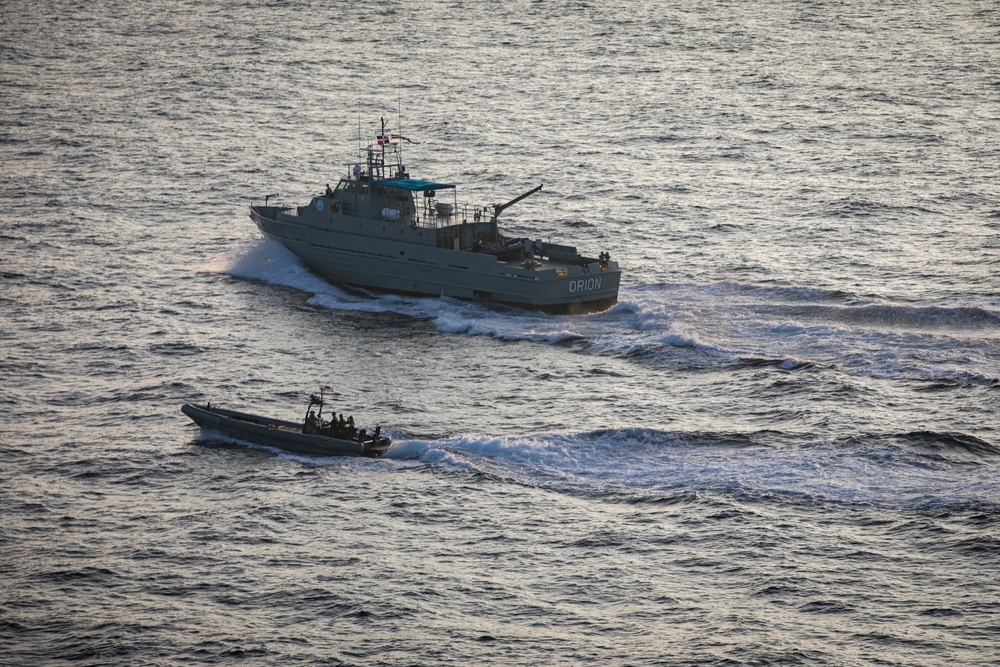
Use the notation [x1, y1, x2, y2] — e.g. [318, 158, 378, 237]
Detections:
[2, 1, 999, 665]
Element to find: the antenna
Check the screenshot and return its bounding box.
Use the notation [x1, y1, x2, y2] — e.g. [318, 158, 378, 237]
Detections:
[397, 96, 403, 165]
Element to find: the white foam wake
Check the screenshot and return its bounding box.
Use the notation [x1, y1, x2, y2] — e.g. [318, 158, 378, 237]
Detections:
[208, 240, 1000, 384]
[382, 428, 999, 509]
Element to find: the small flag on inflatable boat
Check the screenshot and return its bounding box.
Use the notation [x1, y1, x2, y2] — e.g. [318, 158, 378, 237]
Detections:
[323, 385, 334, 393]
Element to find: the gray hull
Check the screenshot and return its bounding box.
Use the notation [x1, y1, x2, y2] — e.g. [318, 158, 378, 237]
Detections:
[181, 404, 390, 458]
[250, 205, 621, 314]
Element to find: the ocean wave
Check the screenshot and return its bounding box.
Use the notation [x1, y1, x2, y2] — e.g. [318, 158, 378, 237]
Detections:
[147, 342, 204, 357]
[621, 281, 857, 306]
[380, 427, 1000, 510]
[816, 196, 932, 219]
[894, 430, 1000, 458]
[212, 242, 999, 384]
[432, 311, 585, 344]
[204, 239, 333, 295]
[704, 281, 857, 304]
[771, 303, 1000, 331]
[736, 356, 818, 371]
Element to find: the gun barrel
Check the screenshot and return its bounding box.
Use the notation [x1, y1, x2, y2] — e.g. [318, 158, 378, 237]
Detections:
[494, 184, 543, 217]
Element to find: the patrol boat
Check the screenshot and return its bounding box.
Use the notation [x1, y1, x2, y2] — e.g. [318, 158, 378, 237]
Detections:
[249, 119, 620, 313]
[182, 387, 392, 458]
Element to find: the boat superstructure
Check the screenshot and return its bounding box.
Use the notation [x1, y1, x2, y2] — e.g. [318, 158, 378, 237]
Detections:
[249, 118, 620, 313]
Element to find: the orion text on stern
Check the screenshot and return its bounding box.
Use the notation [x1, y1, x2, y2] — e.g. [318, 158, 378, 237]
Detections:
[569, 277, 602, 293]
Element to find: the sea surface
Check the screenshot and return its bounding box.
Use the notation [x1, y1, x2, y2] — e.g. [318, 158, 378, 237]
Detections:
[2, 1, 999, 665]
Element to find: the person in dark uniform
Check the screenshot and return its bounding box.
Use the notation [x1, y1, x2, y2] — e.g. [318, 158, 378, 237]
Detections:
[304, 410, 319, 434]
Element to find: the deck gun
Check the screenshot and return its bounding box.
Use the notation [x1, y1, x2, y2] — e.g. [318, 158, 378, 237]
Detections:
[492, 184, 543, 220]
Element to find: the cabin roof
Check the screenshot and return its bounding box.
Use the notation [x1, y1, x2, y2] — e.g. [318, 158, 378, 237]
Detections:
[373, 178, 456, 192]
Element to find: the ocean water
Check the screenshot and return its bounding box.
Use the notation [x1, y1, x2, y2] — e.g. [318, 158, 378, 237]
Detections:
[2, 1, 999, 665]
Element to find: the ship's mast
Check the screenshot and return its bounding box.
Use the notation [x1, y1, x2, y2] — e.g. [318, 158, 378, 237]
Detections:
[379, 117, 387, 179]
